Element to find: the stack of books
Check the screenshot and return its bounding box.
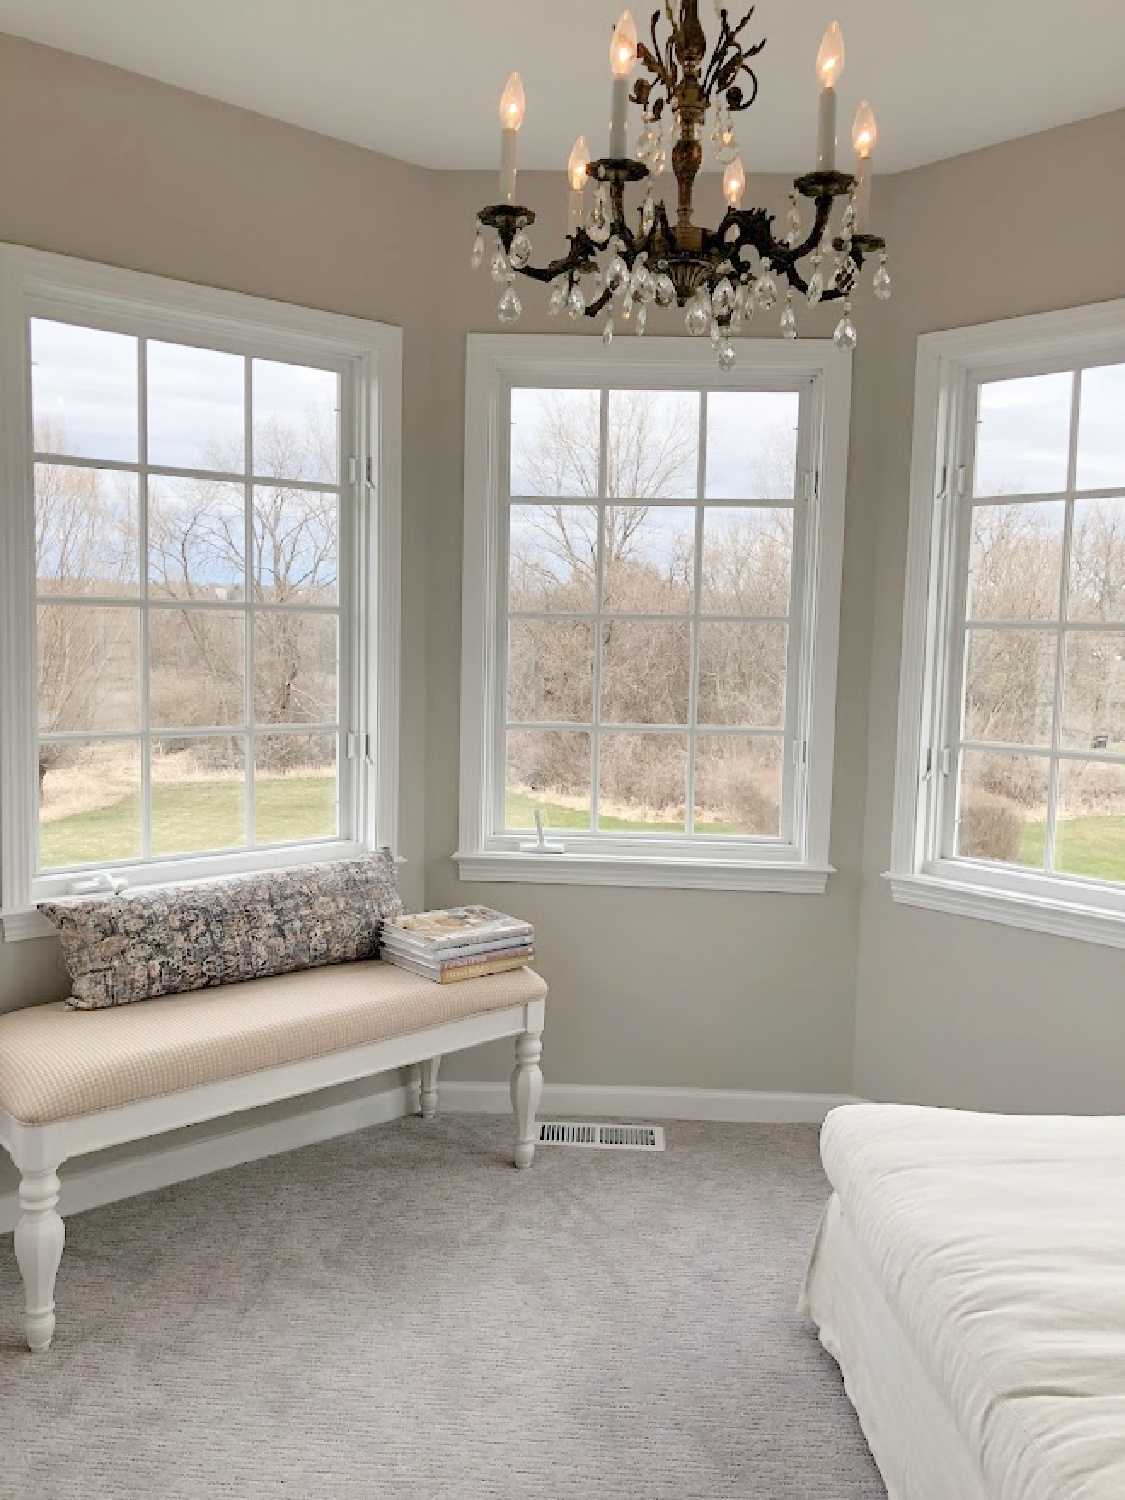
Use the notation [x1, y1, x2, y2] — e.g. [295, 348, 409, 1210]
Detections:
[380, 905, 534, 983]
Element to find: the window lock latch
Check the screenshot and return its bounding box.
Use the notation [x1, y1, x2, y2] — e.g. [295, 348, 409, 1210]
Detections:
[70, 871, 128, 897]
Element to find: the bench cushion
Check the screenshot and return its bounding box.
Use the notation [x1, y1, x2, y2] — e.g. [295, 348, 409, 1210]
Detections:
[0, 961, 547, 1126]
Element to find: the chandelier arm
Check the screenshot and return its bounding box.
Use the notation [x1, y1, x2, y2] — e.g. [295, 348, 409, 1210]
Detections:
[783, 193, 836, 262]
[497, 227, 600, 288]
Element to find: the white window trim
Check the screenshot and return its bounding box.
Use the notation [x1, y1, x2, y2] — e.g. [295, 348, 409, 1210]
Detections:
[888, 297, 1125, 949]
[0, 246, 402, 941]
[455, 333, 852, 892]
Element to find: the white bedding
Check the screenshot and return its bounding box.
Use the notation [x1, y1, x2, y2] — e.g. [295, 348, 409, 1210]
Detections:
[804, 1105, 1125, 1500]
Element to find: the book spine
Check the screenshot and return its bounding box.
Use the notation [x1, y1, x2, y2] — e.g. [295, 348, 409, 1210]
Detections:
[387, 923, 533, 953]
[382, 932, 531, 960]
[438, 946, 534, 972]
[437, 955, 533, 983]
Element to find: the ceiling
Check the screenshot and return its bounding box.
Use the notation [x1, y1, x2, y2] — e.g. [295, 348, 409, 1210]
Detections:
[0, 0, 1123, 175]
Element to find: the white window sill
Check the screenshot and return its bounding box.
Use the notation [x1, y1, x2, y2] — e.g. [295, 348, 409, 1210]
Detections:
[1, 908, 55, 942]
[454, 850, 832, 893]
[885, 869, 1125, 951]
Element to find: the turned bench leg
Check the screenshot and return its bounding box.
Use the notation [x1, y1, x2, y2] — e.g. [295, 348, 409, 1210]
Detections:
[420, 1056, 441, 1119]
[14, 1170, 66, 1353]
[510, 1030, 543, 1169]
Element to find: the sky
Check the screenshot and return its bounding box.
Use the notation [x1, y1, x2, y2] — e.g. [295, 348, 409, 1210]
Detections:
[975, 365, 1125, 496]
[29, 317, 340, 478]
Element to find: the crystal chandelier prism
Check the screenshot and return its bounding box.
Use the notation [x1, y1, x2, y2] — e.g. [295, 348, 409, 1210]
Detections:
[472, 4, 890, 365]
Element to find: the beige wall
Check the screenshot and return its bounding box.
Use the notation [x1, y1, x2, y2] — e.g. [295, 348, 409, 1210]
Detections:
[0, 32, 1122, 1114]
[0, 34, 435, 1016]
[852, 110, 1125, 1113]
[425, 170, 871, 1091]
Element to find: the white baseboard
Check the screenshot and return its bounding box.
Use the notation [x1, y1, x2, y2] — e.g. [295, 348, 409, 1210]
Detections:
[0, 1082, 411, 1234]
[0, 1079, 854, 1233]
[441, 1081, 858, 1123]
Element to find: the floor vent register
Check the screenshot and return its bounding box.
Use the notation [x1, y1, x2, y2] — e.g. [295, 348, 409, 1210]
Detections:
[536, 1121, 665, 1151]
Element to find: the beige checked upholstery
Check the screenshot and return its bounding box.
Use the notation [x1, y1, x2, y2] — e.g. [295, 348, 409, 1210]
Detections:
[0, 961, 547, 1126]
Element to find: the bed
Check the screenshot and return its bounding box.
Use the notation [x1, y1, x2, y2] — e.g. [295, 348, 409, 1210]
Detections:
[800, 1104, 1125, 1500]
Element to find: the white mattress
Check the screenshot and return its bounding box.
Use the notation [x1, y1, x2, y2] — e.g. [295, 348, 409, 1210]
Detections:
[804, 1104, 1125, 1500]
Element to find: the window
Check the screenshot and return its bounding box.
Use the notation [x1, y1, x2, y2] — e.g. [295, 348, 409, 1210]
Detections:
[0, 249, 402, 938]
[457, 335, 852, 891]
[889, 300, 1125, 947]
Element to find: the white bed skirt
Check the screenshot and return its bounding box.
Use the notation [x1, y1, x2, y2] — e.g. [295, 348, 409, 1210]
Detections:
[800, 1193, 991, 1500]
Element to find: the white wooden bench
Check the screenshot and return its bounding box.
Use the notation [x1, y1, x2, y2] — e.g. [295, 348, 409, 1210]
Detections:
[0, 959, 546, 1352]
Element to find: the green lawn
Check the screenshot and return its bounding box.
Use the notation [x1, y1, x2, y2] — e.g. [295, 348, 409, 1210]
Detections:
[505, 789, 749, 836]
[41, 776, 336, 868]
[1021, 815, 1125, 881]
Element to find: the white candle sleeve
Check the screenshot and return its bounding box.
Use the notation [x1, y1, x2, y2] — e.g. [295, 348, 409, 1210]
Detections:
[817, 87, 837, 171]
[609, 77, 628, 158]
[855, 157, 872, 233]
[500, 128, 518, 203]
[569, 188, 585, 231]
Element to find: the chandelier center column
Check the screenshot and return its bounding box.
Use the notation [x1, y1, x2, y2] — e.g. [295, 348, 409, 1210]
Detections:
[671, 0, 707, 252]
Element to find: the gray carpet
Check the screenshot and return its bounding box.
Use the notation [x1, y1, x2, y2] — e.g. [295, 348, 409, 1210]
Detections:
[0, 1117, 885, 1500]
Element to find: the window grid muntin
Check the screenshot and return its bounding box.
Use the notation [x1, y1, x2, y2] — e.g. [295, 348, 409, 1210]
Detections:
[32, 320, 350, 875]
[499, 380, 806, 843]
[944, 361, 1125, 881]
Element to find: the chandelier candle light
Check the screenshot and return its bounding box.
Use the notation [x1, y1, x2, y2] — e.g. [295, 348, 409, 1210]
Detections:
[472, 4, 891, 364]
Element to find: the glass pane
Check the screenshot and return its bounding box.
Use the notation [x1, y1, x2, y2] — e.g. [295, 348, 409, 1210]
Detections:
[147, 340, 244, 471]
[510, 388, 599, 497]
[253, 612, 337, 725]
[694, 735, 782, 835]
[148, 477, 246, 600]
[254, 733, 337, 843]
[509, 503, 597, 611]
[598, 733, 687, 831]
[697, 622, 788, 728]
[1062, 633, 1125, 753]
[507, 620, 594, 724]
[505, 730, 591, 831]
[607, 390, 699, 499]
[705, 391, 800, 499]
[253, 360, 339, 484]
[973, 372, 1072, 497]
[1056, 760, 1125, 882]
[30, 319, 138, 463]
[1076, 364, 1125, 492]
[600, 620, 690, 725]
[37, 605, 139, 733]
[152, 736, 245, 855]
[603, 505, 695, 613]
[35, 465, 138, 598]
[701, 507, 793, 616]
[956, 750, 1048, 869]
[966, 502, 1063, 621]
[39, 739, 142, 869]
[963, 628, 1056, 747]
[252, 486, 338, 603]
[1069, 497, 1125, 622]
[149, 608, 245, 730]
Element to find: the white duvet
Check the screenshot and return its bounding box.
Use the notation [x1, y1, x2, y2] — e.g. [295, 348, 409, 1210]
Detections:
[815, 1105, 1125, 1500]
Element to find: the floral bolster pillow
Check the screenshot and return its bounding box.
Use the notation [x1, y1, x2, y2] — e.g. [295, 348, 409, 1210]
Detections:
[40, 851, 404, 1010]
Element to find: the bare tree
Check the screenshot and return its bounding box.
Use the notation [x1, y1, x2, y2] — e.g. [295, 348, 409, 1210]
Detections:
[505, 389, 798, 828]
[35, 419, 138, 791]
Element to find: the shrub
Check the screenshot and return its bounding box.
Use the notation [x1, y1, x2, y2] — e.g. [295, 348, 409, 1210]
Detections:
[960, 798, 1022, 862]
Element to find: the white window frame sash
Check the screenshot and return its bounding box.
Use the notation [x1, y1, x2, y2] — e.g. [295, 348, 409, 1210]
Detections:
[456, 333, 852, 892]
[0, 246, 402, 940]
[887, 298, 1125, 948]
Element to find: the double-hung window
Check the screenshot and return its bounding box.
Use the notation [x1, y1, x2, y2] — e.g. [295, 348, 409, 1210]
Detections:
[0, 248, 402, 938]
[457, 335, 852, 891]
[889, 300, 1125, 947]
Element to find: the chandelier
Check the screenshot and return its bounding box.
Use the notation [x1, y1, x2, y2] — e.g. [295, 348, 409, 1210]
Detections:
[471, 4, 890, 365]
